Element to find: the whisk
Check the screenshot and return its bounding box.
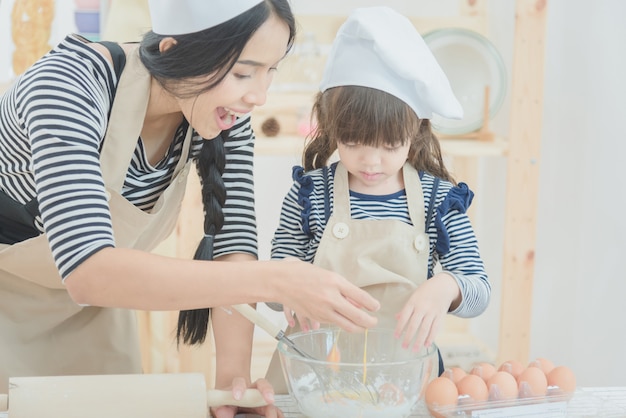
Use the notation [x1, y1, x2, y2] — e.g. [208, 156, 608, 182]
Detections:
[316, 328, 380, 404]
[229, 305, 380, 404]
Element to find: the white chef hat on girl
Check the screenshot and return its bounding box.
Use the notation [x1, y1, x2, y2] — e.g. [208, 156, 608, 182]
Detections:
[320, 6, 463, 120]
[148, 0, 264, 36]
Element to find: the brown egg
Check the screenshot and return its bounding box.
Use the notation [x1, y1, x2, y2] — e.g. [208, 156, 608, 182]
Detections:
[547, 366, 576, 395]
[487, 371, 519, 401]
[443, 366, 467, 383]
[498, 360, 524, 379]
[529, 357, 555, 375]
[470, 362, 497, 383]
[517, 366, 548, 398]
[425, 376, 459, 418]
[457, 374, 489, 403]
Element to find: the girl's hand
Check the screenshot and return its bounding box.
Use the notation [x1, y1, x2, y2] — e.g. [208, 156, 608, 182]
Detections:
[283, 305, 320, 332]
[210, 377, 283, 418]
[394, 273, 461, 352]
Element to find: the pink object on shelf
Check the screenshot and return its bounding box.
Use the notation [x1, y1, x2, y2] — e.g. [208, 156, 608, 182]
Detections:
[74, 0, 100, 10]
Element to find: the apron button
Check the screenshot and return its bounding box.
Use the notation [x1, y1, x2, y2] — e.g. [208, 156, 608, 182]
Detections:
[332, 222, 349, 239]
[414, 234, 427, 252]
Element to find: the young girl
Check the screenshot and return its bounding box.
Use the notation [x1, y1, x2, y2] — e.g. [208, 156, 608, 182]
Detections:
[266, 6, 491, 391]
[0, 1, 380, 415]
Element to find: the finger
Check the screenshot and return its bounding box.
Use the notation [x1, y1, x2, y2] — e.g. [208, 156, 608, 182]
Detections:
[283, 306, 295, 328]
[412, 315, 436, 353]
[325, 308, 374, 333]
[394, 306, 413, 338]
[296, 312, 310, 332]
[402, 313, 423, 349]
[276, 405, 285, 418]
[230, 377, 247, 400]
[303, 317, 320, 331]
[334, 299, 379, 331]
[252, 378, 276, 404]
[341, 283, 380, 313]
[251, 405, 283, 418]
[211, 405, 236, 418]
[424, 315, 443, 348]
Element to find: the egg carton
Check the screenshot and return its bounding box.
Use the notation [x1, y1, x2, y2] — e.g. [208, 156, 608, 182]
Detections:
[430, 387, 626, 417]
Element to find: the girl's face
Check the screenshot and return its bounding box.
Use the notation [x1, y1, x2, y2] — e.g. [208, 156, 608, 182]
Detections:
[180, 13, 290, 139]
[337, 140, 410, 195]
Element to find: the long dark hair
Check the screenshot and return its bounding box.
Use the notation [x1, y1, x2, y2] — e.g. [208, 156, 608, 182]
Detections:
[303, 86, 455, 183]
[139, 0, 295, 346]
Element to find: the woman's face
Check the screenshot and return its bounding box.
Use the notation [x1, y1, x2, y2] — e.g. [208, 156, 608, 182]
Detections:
[179, 14, 291, 139]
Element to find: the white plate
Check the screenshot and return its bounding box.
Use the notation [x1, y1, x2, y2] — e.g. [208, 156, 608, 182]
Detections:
[423, 28, 507, 135]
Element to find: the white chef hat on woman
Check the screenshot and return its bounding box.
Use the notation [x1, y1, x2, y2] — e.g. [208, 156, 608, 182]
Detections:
[148, 0, 264, 36]
[320, 6, 463, 120]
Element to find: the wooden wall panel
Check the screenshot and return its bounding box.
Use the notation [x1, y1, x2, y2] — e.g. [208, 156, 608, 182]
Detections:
[497, 0, 547, 365]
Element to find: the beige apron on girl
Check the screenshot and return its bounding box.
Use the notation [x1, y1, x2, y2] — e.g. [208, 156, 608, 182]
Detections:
[266, 162, 430, 393]
[0, 48, 193, 393]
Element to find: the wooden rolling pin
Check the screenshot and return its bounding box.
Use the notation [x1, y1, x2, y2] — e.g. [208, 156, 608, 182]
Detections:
[0, 373, 266, 417]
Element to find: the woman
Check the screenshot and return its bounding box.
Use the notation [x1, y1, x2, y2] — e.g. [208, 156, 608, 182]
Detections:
[0, 1, 379, 416]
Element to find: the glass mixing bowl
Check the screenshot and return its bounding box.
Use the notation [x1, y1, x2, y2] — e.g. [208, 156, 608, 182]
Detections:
[277, 328, 438, 418]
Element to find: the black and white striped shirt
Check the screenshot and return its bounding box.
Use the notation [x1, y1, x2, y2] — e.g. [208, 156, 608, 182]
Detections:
[271, 164, 490, 318]
[0, 35, 257, 279]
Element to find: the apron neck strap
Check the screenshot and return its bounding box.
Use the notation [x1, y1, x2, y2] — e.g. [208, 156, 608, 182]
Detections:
[332, 162, 351, 218]
[100, 48, 150, 192]
[402, 163, 426, 226]
[99, 48, 193, 192]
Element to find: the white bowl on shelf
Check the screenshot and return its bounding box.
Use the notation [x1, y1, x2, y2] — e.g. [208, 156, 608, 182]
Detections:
[423, 28, 507, 136]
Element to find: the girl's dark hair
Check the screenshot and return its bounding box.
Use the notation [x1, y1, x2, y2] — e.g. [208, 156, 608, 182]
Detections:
[139, 0, 295, 346]
[303, 86, 455, 184]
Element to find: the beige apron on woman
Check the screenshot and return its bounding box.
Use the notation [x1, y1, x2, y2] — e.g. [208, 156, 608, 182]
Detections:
[0, 48, 193, 392]
[266, 162, 430, 393]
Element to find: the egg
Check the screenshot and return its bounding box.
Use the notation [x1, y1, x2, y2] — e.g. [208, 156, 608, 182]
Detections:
[487, 371, 519, 401]
[425, 376, 459, 418]
[498, 359, 524, 379]
[547, 365, 576, 395]
[443, 366, 467, 383]
[517, 366, 548, 398]
[457, 374, 489, 403]
[529, 357, 555, 374]
[470, 362, 497, 383]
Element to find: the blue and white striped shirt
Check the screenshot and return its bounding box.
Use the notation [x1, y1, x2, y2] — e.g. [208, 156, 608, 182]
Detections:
[0, 35, 258, 279]
[271, 164, 490, 318]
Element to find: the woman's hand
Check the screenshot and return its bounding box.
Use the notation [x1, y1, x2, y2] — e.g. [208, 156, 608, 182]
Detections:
[282, 305, 320, 332]
[210, 377, 283, 418]
[394, 272, 461, 352]
[275, 258, 380, 332]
